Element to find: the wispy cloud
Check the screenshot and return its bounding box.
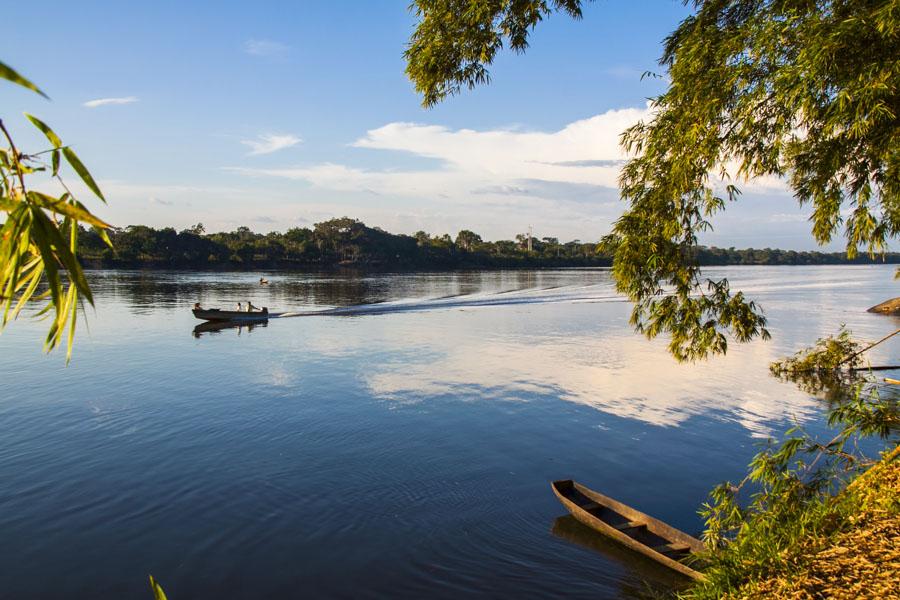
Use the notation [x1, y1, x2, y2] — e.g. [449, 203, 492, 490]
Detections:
[229, 107, 648, 198]
[243, 38, 290, 57]
[539, 159, 627, 168]
[241, 133, 302, 156]
[83, 96, 138, 108]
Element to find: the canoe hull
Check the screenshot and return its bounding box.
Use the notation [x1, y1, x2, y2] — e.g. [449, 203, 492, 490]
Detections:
[551, 479, 705, 580]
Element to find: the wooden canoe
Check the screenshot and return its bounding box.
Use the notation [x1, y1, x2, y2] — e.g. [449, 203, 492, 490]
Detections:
[192, 308, 270, 321]
[551, 479, 705, 580]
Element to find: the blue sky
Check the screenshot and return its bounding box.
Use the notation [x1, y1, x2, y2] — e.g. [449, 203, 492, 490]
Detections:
[2, 1, 825, 248]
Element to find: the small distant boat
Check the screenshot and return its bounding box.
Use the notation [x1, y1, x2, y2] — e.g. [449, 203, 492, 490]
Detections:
[259, 277, 269, 285]
[193, 308, 270, 321]
[551, 480, 705, 580]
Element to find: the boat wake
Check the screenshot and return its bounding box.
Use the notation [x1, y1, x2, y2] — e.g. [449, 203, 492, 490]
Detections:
[272, 284, 626, 319]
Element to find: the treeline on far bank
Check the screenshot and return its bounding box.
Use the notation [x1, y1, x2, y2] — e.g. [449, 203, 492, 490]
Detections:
[77, 217, 900, 270]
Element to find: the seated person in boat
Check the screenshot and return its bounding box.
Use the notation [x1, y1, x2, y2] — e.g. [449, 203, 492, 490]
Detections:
[193, 302, 202, 310]
[236, 302, 243, 311]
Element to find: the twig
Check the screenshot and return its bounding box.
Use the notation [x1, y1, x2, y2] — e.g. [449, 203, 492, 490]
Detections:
[839, 328, 900, 367]
[0, 119, 27, 194]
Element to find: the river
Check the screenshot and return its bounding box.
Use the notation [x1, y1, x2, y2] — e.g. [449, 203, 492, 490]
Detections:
[1, 265, 897, 599]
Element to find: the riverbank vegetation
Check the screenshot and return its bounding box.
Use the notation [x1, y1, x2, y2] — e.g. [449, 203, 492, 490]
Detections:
[691, 439, 899, 599]
[76, 219, 900, 270]
[681, 328, 900, 599]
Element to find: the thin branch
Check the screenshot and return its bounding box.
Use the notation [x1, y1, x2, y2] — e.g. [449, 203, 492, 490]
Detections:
[0, 119, 27, 194]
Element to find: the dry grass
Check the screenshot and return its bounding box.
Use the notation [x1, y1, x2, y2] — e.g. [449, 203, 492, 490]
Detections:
[728, 447, 900, 600]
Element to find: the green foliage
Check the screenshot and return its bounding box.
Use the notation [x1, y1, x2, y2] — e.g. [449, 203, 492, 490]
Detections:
[76, 218, 610, 268]
[772, 327, 860, 374]
[0, 61, 110, 360]
[405, 0, 585, 107]
[76, 220, 900, 270]
[405, 0, 900, 361]
[686, 383, 899, 599]
[0, 60, 48, 98]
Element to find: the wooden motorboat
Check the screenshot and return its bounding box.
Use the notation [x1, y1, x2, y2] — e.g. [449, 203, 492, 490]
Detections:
[551, 479, 705, 580]
[192, 308, 270, 321]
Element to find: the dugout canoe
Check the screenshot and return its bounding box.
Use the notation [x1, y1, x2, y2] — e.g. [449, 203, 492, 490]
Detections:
[551, 479, 705, 580]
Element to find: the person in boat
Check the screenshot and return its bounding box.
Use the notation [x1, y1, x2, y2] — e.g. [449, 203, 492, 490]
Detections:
[247, 301, 258, 312]
[237, 302, 243, 311]
[193, 302, 202, 310]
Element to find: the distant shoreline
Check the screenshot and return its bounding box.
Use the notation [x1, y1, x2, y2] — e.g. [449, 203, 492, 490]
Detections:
[80, 258, 900, 273]
[76, 218, 900, 271]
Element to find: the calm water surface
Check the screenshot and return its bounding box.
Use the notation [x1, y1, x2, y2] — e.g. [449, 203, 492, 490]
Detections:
[1, 266, 898, 599]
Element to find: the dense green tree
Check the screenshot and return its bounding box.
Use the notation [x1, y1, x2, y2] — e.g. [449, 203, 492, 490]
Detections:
[76, 220, 900, 269]
[455, 229, 483, 251]
[405, 0, 900, 360]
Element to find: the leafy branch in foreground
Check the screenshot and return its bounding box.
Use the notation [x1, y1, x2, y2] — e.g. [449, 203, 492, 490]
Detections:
[0, 60, 110, 360]
[405, 0, 900, 361]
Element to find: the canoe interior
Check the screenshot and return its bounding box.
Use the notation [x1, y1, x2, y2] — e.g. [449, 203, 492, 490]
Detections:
[552, 479, 705, 580]
[563, 483, 686, 552]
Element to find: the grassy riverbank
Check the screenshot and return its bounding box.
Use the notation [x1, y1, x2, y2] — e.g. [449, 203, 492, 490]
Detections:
[687, 446, 899, 600]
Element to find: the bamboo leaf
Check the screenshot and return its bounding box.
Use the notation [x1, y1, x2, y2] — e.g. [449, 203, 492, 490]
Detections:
[24, 114, 62, 148]
[149, 575, 168, 600]
[0, 195, 20, 211]
[26, 191, 110, 228]
[61, 147, 105, 202]
[27, 212, 62, 314]
[30, 207, 93, 305]
[63, 284, 77, 362]
[0, 61, 49, 99]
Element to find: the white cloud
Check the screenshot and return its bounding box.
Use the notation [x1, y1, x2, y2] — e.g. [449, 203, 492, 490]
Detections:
[241, 133, 302, 156]
[243, 39, 290, 57]
[83, 96, 138, 108]
[222, 105, 798, 241]
[229, 107, 649, 202]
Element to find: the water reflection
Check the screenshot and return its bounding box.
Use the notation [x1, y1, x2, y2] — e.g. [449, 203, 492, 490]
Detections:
[192, 319, 269, 338]
[362, 326, 822, 437]
[85, 269, 612, 315]
[550, 515, 690, 595]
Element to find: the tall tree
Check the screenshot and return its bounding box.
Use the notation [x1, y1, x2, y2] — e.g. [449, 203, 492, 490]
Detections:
[405, 0, 900, 361]
[455, 229, 483, 251]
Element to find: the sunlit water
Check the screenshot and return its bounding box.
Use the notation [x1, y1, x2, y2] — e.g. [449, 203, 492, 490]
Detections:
[1, 266, 898, 599]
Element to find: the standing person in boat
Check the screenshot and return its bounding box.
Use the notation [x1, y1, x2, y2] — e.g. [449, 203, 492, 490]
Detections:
[247, 301, 258, 312]
[237, 302, 243, 312]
